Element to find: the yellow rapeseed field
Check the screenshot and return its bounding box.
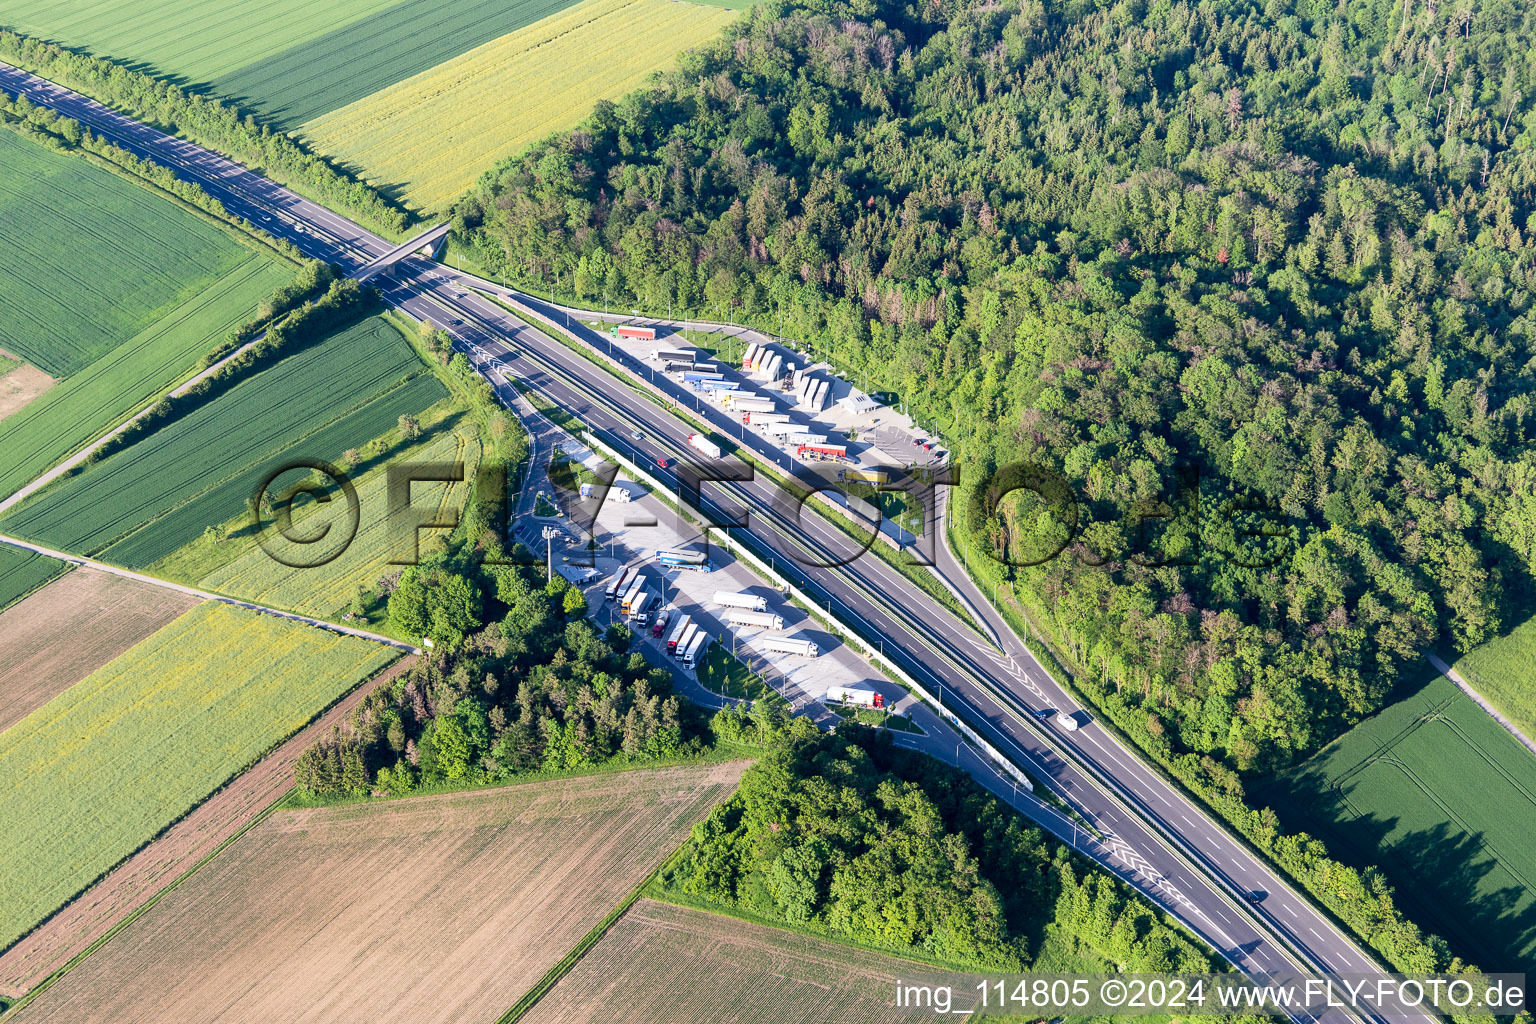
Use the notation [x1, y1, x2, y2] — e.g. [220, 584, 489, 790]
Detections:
[200, 426, 478, 615]
[301, 0, 739, 212]
[0, 602, 397, 951]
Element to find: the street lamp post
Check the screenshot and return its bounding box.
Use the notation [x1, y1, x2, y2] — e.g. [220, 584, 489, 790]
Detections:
[542, 525, 560, 579]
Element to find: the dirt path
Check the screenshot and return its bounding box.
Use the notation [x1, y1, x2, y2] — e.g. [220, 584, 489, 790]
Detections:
[0, 533, 415, 653]
[0, 657, 414, 998]
[1426, 651, 1536, 759]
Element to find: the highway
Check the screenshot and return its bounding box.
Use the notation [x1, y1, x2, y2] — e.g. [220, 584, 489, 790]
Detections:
[0, 59, 1419, 1023]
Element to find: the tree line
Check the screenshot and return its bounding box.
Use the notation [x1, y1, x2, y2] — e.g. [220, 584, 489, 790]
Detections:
[0, 28, 412, 234]
[663, 722, 1221, 973]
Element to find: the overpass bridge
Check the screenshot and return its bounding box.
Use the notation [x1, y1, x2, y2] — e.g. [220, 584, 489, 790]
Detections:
[353, 222, 449, 282]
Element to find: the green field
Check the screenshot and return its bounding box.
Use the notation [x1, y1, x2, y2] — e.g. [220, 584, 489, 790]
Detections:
[0, 317, 445, 564]
[212, 0, 582, 129]
[1266, 671, 1536, 971]
[0, 257, 293, 499]
[0, 130, 260, 379]
[0, 545, 64, 613]
[1454, 612, 1536, 744]
[0, 0, 400, 84]
[0, 601, 397, 951]
[186, 406, 477, 617]
[301, 0, 739, 212]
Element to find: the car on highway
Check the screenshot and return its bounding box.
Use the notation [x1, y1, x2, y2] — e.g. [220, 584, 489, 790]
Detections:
[631, 431, 643, 440]
[656, 457, 670, 469]
[1033, 708, 1055, 720]
[1244, 890, 1267, 905]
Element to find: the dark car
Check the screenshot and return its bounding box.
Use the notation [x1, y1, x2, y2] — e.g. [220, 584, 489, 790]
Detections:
[1244, 890, 1267, 904]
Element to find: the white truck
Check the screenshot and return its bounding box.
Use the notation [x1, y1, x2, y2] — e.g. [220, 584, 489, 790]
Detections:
[604, 566, 633, 602]
[725, 608, 785, 630]
[1054, 710, 1083, 732]
[620, 579, 646, 616]
[826, 685, 884, 709]
[581, 481, 632, 503]
[628, 590, 653, 626]
[687, 432, 722, 459]
[682, 631, 708, 668]
[760, 635, 818, 658]
[672, 622, 699, 658]
[665, 614, 692, 653]
[713, 590, 767, 612]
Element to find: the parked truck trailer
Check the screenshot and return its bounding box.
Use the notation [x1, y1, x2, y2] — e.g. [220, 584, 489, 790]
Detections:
[665, 614, 692, 653]
[724, 608, 785, 630]
[604, 566, 633, 602]
[826, 685, 884, 709]
[682, 631, 709, 667]
[760, 635, 818, 658]
[712, 590, 768, 612]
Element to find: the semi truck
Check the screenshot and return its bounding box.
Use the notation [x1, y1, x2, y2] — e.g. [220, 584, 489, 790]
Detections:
[761, 635, 818, 658]
[654, 348, 694, 364]
[713, 590, 768, 612]
[785, 432, 828, 446]
[748, 412, 792, 426]
[673, 622, 699, 658]
[651, 609, 671, 638]
[796, 443, 849, 462]
[682, 371, 724, 384]
[687, 433, 723, 459]
[742, 342, 760, 368]
[580, 481, 633, 503]
[724, 608, 785, 630]
[657, 548, 710, 572]
[843, 467, 891, 485]
[725, 396, 775, 413]
[604, 566, 633, 602]
[665, 614, 692, 653]
[620, 579, 646, 615]
[682, 631, 709, 668]
[612, 324, 657, 340]
[629, 591, 654, 626]
[826, 685, 884, 709]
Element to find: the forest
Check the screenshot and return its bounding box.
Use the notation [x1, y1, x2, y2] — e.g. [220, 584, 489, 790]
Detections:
[662, 723, 1216, 972]
[294, 550, 708, 796]
[452, 0, 1536, 784]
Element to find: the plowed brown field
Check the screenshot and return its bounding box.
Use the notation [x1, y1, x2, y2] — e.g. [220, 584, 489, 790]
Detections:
[521, 899, 924, 1024]
[14, 762, 748, 1024]
[0, 568, 198, 733]
[0, 658, 414, 998]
